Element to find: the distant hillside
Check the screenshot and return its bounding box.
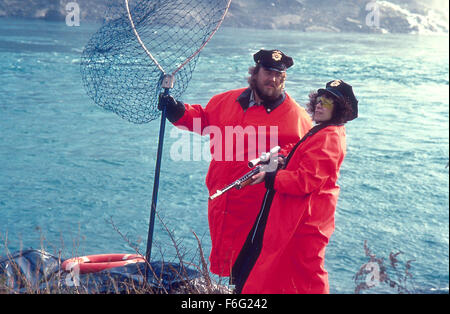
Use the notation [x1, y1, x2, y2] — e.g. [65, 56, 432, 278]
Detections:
[0, 0, 448, 34]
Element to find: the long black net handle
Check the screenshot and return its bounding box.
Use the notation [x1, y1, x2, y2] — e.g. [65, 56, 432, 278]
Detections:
[123, 0, 232, 264]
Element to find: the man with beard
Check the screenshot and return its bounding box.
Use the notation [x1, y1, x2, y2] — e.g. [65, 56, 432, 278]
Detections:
[159, 49, 312, 278]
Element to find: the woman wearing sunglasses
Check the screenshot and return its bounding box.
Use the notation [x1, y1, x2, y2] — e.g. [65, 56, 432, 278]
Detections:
[232, 80, 359, 294]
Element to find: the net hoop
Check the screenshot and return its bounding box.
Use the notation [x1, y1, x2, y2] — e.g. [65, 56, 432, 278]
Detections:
[124, 0, 232, 78]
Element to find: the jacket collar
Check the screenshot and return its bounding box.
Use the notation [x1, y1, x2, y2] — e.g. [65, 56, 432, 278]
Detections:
[237, 88, 286, 114]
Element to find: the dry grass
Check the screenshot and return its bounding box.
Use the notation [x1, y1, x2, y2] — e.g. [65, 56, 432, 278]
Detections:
[353, 240, 416, 294]
[3, 225, 420, 294]
[0, 214, 232, 294]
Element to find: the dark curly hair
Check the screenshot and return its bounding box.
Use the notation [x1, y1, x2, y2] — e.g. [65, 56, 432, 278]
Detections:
[306, 91, 355, 124]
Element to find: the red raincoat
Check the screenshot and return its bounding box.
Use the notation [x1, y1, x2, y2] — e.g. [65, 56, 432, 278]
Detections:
[173, 87, 312, 276]
[242, 124, 346, 293]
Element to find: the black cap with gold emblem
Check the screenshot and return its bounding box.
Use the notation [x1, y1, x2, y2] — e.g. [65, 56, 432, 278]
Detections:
[318, 79, 359, 121]
[253, 49, 294, 72]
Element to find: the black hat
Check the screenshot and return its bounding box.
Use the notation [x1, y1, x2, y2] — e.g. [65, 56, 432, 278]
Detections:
[253, 49, 294, 72]
[318, 80, 358, 121]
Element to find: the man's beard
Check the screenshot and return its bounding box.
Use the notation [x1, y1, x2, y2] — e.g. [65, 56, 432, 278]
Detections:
[253, 80, 283, 103]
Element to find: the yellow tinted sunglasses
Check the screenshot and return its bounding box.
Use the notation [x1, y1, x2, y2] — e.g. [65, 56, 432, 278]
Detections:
[317, 96, 334, 110]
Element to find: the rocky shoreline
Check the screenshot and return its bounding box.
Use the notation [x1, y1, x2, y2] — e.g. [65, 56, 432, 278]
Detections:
[0, 0, 448, 34]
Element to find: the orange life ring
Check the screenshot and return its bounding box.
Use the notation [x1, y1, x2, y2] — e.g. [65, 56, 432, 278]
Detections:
[62, 253, 146, 274]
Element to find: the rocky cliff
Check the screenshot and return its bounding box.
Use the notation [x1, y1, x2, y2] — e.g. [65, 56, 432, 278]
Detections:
[0, 0, 448, 34]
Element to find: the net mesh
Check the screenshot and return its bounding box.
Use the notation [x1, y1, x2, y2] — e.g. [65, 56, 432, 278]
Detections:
[81, 0, 231, 124]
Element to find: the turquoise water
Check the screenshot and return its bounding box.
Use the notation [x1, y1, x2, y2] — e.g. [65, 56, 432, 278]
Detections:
[0, 18, 448, 293]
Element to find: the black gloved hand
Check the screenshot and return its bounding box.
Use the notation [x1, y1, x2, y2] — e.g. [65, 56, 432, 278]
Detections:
[158, 94, 186, 123]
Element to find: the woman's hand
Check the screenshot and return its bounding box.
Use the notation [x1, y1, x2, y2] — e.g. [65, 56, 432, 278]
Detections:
[250, 156, 284, 186]
[250, 172, 266, 185]
[277, 155, 286, 169]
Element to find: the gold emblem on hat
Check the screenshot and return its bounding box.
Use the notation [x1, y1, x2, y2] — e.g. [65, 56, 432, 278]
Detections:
[330, 80, 342, 87]
[272, 50, 282, 61]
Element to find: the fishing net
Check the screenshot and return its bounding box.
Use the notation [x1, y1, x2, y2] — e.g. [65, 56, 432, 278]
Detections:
[81, 0, 231, 124]
[80, 0, 231, 262]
